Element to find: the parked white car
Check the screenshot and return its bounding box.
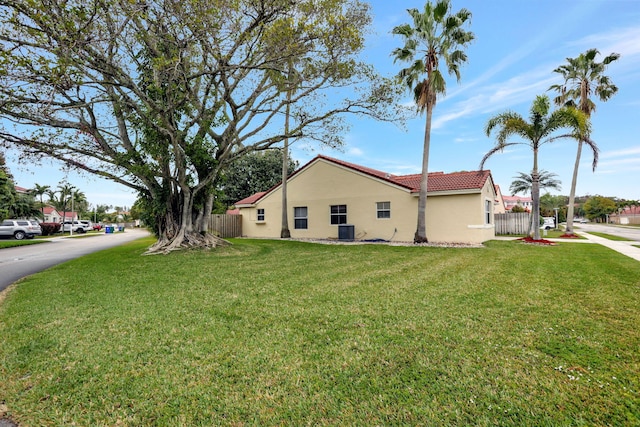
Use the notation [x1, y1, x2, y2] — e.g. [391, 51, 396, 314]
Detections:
[62, 221, 91, 233]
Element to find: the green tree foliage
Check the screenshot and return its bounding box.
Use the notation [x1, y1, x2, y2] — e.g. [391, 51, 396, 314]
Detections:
[583, 196, 617, 222]
[510, 170, 562, 196]
[540, 193, 568, 221]
[221, 150, 298, 208]
[30, 184, 51, 217]
[0, 153, 15, 221]
[549, 48, 619, 234]
[392, 0, 474, 243]
[481, 95, 588, 240]
[0, 153, 41, 220]
[0, 0, 401, 253]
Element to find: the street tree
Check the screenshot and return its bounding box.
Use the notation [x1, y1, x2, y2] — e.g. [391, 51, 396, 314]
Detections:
[30, 184, 51, 217]
[391, 0, 474, 243]
[583, 195, 617, 222]
[549, 48, 619, 234]
[481, 95, 589, 240]
[222, 150, 297, 208]
[0, 0, 401, 253]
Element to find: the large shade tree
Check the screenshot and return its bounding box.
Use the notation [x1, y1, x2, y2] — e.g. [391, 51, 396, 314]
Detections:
[0, 0, 400, 253]
[391, 0, 474, 243]
[549, 48, 619, 235]
[481, 95, 589, 240]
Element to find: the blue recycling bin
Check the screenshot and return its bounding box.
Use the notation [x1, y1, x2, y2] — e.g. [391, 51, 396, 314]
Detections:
[105, 226, 113, 233]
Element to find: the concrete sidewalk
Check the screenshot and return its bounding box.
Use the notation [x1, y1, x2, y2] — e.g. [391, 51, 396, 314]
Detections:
[493, 232, 640, 262]
[574, 232, 640, 262]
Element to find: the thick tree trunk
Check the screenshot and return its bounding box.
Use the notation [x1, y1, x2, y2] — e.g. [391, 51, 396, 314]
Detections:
[145, 189, 228, 254]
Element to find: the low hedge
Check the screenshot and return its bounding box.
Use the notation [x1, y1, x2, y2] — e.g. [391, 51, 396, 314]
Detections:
[40, 222, 61, 236]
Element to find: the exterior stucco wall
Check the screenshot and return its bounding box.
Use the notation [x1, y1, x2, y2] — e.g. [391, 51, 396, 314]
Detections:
[239, 159, 495, 244]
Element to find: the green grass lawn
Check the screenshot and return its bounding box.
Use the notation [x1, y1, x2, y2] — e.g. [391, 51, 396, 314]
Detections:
[1, 238, 639, 426]
[586, 232, 633, 241]
[0, 239, 48, 249]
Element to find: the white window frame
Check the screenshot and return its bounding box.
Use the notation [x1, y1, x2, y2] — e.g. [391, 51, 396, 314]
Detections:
[330, 204, 347, 225]
[257, 208, 265, 222]
[485, 199, 492, 225]
[376, 201, 391, 219]
[294, 206, 308, 229]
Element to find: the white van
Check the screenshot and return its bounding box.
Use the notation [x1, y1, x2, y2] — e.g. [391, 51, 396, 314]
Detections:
[541, 217, 555, 230]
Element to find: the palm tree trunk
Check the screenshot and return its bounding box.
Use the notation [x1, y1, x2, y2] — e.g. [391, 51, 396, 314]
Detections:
[532, 150, 541, 240]
[415, 103, 433, 243]
[280, 81, 292, 238]
[564, 139, 583, 234]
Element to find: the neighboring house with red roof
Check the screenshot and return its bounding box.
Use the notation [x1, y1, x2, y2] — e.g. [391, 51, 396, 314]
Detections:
[42, 206, 62, 223]
[494, 185, 506, 214]
[235, 155, 497, 244]
[502, 195, 532, 212]
[41, 206, 78, 223]
[610, 205, 640, 225]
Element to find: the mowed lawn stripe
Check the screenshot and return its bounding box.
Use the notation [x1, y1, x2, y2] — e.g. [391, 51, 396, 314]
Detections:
[1, 238, 638, 426]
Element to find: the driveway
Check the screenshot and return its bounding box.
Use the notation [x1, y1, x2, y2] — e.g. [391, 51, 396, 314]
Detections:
[0, 228, 151, 293]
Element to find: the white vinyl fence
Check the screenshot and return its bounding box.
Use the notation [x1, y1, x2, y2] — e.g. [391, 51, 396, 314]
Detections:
[494, 212, 531, 235]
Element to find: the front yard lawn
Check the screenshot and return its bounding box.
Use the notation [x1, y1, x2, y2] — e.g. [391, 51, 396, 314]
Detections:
[1, 238, 638, 426]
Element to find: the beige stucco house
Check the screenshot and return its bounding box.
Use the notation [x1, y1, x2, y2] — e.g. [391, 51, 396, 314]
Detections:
[235, 155, 497, 244]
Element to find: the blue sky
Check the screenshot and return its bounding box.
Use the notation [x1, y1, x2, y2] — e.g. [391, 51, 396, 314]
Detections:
[6, 0, 640, 208]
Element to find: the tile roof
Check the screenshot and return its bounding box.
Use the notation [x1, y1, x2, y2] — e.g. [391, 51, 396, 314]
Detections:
[235, 155, 493, 205]
[316, 155, 491, 193]
[235, 192, 267, 206]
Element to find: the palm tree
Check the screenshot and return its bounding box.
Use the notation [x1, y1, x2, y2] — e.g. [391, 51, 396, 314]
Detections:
[392, 0, 474, 243]
[481, 95, 589, 240]
[30, 183, 50, 217]
[510, 170, 562, 233]
[549, 48, 619, 235]
[47, 183, 75, 223]
[510, 170, 562, 195]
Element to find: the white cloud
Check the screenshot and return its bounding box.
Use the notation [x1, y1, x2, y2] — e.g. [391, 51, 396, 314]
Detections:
[601, 146, 640, 159]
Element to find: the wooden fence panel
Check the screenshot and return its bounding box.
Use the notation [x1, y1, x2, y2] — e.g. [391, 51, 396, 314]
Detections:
[209, 214, 242, 238]
[494, 212, 530, 235]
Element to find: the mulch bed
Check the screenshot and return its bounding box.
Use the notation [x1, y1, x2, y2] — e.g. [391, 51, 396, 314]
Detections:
[558, 233, 581, 238]
[518, 236, 557, 246]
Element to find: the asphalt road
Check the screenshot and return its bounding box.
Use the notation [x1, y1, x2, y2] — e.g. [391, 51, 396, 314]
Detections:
[0, 228, 151, 292]
[576, 222, 640, 242]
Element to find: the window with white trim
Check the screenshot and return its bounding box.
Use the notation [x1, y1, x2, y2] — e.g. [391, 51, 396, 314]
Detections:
[485, 200, 492, 224]
[330, 204, 347, 225]
[257, 208, 265, 222]
[294, 207, 308, 229]
[376, 201, 391, 219]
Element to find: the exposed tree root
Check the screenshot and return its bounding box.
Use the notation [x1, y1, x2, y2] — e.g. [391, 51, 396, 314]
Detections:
[144, 231, 230, 255]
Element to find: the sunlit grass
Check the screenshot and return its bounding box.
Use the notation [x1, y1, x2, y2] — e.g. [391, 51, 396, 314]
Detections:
[1, 238, 638, 426]
[0, 239, 48, 249]
[586, 232, 633, 241]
